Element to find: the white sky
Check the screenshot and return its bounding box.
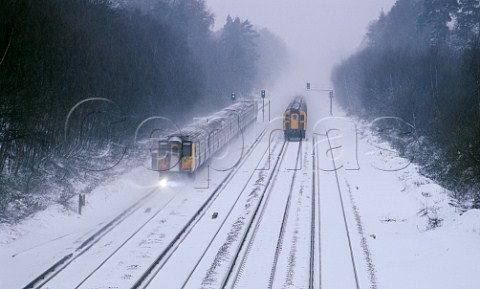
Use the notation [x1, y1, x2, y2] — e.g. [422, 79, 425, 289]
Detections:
[205, 0, 397, 89]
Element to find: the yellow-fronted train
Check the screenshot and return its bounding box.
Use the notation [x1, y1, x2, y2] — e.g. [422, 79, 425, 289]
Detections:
[151, 100, 257, 177]
[283, 96, 307, 140]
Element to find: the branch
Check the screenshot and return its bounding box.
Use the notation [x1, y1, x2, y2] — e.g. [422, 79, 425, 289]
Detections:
[0, 27, 14, 67]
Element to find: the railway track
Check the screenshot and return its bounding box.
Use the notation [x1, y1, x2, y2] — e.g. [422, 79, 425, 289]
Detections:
[24, 127, 268, 289]
[310, 136, 321, 289]
[22, 187, 162, 289]
[24, 126, 365, 289]
[140, 136, 283, 288]
[324, 129, 361, 289]
[223, 137, 323, 289]
[224, 140, 301, 289]
[130, 128, 273, 289]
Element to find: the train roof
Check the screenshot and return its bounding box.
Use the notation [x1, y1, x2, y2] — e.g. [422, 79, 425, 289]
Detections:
[287, 96, 307, 112]
[167, 100, 256, 142]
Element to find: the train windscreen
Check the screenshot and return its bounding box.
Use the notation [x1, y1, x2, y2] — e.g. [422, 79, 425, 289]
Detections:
[182, 142, 192, 156]
[159, 141, 168, 156]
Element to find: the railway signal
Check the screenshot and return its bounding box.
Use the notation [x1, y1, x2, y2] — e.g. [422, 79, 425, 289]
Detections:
[261, 90, 266, 122]
[305, 82, 334, 116]
[231, 92, 236, 101]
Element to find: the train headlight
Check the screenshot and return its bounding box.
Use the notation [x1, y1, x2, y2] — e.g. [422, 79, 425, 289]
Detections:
[158, 178, 168, 188]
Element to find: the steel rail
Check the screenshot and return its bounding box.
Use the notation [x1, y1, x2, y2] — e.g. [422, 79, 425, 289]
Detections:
[325, 130, 361, 289]
[132, 128, 269, 289]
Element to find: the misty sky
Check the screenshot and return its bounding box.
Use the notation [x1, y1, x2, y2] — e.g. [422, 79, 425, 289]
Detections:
[205, 0, 397, 89]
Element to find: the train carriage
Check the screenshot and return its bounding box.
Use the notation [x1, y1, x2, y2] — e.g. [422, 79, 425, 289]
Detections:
[152, 100, 257, 176]
[283, 96, 307, 140]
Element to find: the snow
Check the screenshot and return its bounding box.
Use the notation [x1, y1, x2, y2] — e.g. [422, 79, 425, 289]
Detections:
[320, 110, 480, 289]
[0, 166, 159, 289]
[1, 97, 479, 289]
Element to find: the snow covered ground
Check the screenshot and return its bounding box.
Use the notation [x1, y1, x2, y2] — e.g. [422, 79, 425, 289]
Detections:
[1, 94, 479, 289]
[309, 97, 480, 289]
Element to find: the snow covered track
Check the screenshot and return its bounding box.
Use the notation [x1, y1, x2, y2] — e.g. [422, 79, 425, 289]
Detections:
[22, 188, 162, 289]
[18, 125, 373, 289]
[142, 137, 286, 289]
[5, 104, 479, 289]
[326, 130, 361, 289]
[310, 137, 321, 289]
[23, 128, 269, 289]
[271, 139, 319, 289]
[42, 127, 265, 289]
[131, 128, 271, 289]
[317, 129, 362, 289]
[30, 188, 181, 289]
[226, 140, 302, 289]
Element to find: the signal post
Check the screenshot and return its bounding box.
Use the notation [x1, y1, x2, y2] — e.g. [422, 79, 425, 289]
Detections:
[306, 82, 334, 116]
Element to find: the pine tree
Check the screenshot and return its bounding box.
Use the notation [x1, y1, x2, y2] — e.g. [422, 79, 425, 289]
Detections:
[456, 0, 480, 40]
[419, 0, 458, 45]
[217, 16, 259, 97]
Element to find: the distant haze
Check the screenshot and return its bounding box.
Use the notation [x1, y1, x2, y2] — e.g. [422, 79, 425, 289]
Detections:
[205, 0, 397, 90]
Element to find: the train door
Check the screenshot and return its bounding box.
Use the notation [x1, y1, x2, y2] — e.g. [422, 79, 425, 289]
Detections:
[181, 141, 193, 172]
[195, 142, 199, 170]
[284, 112, 291, 131]
[168, 137, 182, 172]
[291, 113, 299, 130]
[153, 140, 169, 171]
[197, 142, 200, 166]
[300, 112, 306, 138]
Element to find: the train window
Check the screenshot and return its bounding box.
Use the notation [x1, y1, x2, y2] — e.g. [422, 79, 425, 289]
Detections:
[300, 115, 305, 121]
[292, 114, 297, 120]
[182, 142, 192, 156]
[172, 145, 179, 154]
[159, 142, 168, 155]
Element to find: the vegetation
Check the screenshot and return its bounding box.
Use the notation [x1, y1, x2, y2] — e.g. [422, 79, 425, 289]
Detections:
[0, 0, 288, 222]
[332, 0, 480, 208]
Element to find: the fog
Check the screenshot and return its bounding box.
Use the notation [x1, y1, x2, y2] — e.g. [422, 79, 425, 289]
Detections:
[206, 0, 397, 95]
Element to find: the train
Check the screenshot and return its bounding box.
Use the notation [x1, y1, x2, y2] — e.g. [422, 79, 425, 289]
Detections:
[283, 96, 307, 140]
[152, 100, 258, 176]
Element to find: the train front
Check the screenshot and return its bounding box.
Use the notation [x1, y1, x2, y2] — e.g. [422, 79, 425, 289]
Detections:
[283, 97, 307, 140]
[152, 136, 195, 181]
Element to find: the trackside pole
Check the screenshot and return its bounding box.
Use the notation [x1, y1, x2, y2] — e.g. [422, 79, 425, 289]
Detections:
[78, 194, 85, 215]
[269, 100, 271, 122]
[79, 194, 82, 215]
[329, 91, 333, 116]
[262, 98, 265, 122]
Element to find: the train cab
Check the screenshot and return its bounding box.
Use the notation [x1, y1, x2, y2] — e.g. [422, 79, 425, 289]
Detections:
[168, 137, 182, 172]
[153, 140, 170, 171]
[283, 96, 307, 140]
[152, 137, 184, 172]
[180, 140, 195, 173]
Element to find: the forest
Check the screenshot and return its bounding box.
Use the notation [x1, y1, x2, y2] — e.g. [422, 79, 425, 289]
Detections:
[332, 0, 480, 208]
[0, 0, 288, 222]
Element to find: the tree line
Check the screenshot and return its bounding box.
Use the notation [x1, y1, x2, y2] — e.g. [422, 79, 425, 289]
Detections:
[332, 0, 480, 208]
[0, 0, 288, 222]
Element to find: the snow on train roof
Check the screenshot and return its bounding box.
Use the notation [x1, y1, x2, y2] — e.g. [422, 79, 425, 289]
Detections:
[168, 101, 255, 141]
[287, 96, 307, 112]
